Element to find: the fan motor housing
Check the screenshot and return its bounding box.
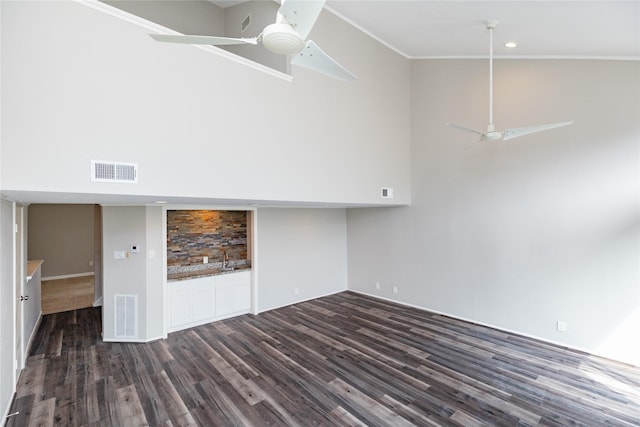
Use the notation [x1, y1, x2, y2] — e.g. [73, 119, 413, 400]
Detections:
[262, 23, 305, 55]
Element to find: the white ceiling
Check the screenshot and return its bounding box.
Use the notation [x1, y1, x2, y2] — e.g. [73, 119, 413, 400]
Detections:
[212, 0, 639, 60]
[325, 1, 640, 59]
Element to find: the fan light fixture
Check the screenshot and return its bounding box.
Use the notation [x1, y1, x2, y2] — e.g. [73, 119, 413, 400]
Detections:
[447, 20, 573, 142]
[149, 0, 356, 81]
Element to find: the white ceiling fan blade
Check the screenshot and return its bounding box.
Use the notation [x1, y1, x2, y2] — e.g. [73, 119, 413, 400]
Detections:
[502, 121, 574, 141]
[278, 0, 325, 40]
[150, 34, 258, 46]
[291, 40, 356, 81]
[446, 123, 485, 136]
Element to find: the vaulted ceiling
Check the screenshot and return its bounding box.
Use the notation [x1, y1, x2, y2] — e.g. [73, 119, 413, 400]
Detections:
[215, 1, 640, 60]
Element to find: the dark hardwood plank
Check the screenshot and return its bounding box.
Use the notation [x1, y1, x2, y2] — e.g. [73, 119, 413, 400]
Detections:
[6, 291, 640, 426]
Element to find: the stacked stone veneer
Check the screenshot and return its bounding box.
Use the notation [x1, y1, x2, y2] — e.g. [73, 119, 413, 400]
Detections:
[167, 210, 249, 271]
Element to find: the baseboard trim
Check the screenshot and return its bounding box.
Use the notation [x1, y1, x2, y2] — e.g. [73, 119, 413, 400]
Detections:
[258, 287, 347, 314]
[42, 272, 94, 281]
[102, 335, 164, 344]
[349, 290, 639, 368]
[25, 311, 44, 359]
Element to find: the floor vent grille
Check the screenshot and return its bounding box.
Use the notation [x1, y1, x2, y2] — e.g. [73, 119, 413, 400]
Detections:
[91, 160, 138, 183]
[114, 294, 137, 338]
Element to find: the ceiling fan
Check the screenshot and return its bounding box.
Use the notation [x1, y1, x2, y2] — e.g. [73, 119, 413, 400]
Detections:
[149, 0, 356, 81]
[447, 21, 572, 142]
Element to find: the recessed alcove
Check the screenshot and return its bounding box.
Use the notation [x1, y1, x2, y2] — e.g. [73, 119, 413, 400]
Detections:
[166, 209, 252, 280]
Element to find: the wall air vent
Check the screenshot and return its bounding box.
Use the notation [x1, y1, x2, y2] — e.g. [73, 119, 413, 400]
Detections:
[91, 160, 138, 183]
[241, 14, 251, 32]
[114, 294, 137, 338]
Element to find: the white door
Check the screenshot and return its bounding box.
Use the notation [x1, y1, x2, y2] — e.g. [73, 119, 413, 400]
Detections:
[15, 205, 24, 379]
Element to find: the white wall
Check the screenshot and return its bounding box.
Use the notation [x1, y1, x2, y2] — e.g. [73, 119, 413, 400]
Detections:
[102, 206, 149, 341]
[347, 59, 640, 365]
[145, 206, 164, 339]
[1, 1, 411, 206]
[257, 208, 348, 311]
[0, 199, 15, 419]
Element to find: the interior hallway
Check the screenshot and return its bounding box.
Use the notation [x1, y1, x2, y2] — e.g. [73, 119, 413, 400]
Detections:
[41, 276, 95, 314]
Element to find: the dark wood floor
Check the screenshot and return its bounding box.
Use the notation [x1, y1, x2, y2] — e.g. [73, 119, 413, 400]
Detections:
[7, 291, 640, 426]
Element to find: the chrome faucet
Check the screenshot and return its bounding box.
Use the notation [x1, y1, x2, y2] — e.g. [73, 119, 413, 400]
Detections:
[221, 252, 233, 270]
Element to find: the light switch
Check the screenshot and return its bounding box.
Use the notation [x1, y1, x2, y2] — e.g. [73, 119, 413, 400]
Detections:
[114, 251, 126, 260]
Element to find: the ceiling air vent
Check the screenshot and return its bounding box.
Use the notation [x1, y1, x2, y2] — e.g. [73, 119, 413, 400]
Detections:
[91, 160, 138, 183]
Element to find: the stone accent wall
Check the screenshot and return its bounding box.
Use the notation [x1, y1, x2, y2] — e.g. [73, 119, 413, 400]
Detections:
[167, 210, 248, 269]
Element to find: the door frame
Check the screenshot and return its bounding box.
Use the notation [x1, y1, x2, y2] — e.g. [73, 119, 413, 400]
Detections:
[14, 204, 26, 378]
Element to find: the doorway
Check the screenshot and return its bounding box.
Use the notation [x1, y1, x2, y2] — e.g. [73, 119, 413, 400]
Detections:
[28, 204, 102, 314]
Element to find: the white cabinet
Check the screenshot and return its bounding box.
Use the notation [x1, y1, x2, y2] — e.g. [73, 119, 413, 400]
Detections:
[167, 270, 251, 333]
[215, 272, 251, 317]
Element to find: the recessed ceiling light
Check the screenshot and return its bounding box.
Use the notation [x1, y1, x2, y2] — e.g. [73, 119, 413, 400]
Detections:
[505, 42, 517, 48]
[154, 200, 167, 204]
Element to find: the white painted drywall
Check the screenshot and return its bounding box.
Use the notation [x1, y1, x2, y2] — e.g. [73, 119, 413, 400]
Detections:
[1, 1, 411, 206]
[145, 206, 164, 339]
[257, 208, 348, 312]
[347, 59, 640, 366]
[102, 206, 148, 341]
[0, 199, 15, 418]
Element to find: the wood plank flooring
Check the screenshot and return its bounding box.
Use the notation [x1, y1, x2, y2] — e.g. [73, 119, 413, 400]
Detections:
[41, 276, 95, 314]
[7, 291, 640, 426]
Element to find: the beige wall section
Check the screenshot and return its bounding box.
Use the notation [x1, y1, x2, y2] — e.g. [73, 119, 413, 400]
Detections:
[347, 59, 640, 366]
[28, 204, 96, 278]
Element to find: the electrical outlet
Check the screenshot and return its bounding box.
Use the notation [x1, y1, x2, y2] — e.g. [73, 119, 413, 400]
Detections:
[393, 286, 398, 294]
[88, 260, 94, 267]
[203, 256, 208, 264]
[375, 282, 381, 290]
[294, 287, 299, 295]
[557, 321, 567, 332]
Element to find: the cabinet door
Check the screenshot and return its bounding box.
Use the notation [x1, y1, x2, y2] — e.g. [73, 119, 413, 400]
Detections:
[170, 287, 193, 328]
[215, 272, 251, 316]
[234, 282, 251, 312]
[192, 286, 215, 321]
[215, 282, 238, 317]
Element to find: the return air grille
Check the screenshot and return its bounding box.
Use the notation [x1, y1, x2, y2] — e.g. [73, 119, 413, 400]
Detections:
[91, 160, 138, 183]
[114, 294, 137, 338]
